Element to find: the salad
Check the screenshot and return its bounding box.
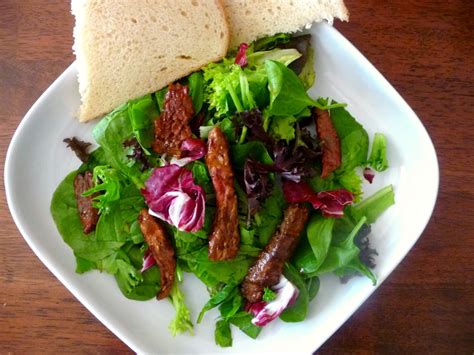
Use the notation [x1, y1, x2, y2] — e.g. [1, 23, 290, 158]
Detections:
[51, 33, 394, 347]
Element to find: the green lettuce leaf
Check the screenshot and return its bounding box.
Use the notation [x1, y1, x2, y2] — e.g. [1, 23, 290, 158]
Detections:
[179, 247, 256, 288]
[247, 48, 301, 67]
[92, 104, 149, 187]
[128, 94, 158, 152]
[350, 185, 395, 224]
[51, 171, 124, 263]
[228, 312, 262, 339]
[254, 185, 286, 246]
[265, 60, 316, 116]
[269, 115, 298, 142]
[279, 263, 309, 322]
[198, 283, 237, 323]
[215, 319, 232, 347]
[368, 133, 389, 172]
[298, 46, 315, 89]
[168, 278, 194, 336]
[328, 104, 369, 172]
[188, 71, 205, 113]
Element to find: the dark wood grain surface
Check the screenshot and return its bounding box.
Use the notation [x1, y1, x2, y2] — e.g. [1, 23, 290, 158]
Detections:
[1, 0, 473, 353]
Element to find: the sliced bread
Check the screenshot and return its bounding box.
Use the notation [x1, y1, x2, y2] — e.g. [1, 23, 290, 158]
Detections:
[72, 0, 229, 122]
[222, 0, 349, 48]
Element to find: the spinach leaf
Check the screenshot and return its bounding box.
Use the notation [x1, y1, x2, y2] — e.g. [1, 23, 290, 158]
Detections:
[94, 183, 145, 243]
[180, 247, 255, 288]
[317, 216, 367, 274]
[280, 263, 309, 322]
[368, 133, 389, 172]
[190, 160, 214, 196]
[115, 243, 161, 300]
[306, 214, 335, 271]
[265, 60, 316, 116]
[229, 312, 262, 339]
[316, 245, 359, 275]
[215, 319, 232, 347]
[254, 186, 286, 246]
[305, 276, 320, 302]
[197, 283, 237, 323]
[188, 71, 205, 113]
[75, 256, 96, 274]
[154, 87, 167, 113]
[219, 291, 243, 320]
[328, 104, 369, 172]
[239, 223, 257, 245]
[335, 256, 377, 285]
[220, 116, 237, 142]
[128, 94, 158, 152]
[293, 238, 320, 276]
[244, 67, 270, 109]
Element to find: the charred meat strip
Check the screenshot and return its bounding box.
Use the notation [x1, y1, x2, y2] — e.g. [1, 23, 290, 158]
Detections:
[241, 203, 309, 303]
[152, 83, 194, 158]
[73, 171, 99, 234]
[205, 127, 240, 261]
[138, 209, 176, 299]
[315, 108, 341, 178]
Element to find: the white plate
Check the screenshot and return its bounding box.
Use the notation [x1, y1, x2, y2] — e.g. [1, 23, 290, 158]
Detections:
[4, 22, 438, 354]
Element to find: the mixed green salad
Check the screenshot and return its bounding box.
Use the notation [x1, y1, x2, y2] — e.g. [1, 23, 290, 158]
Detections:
[51, 33, 394, 347]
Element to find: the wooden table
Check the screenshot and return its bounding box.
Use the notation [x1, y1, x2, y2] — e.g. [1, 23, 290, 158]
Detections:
[1, 0, 473, 353]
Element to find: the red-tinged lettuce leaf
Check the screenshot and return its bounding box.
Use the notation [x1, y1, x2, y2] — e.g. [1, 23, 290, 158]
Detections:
[63, 137, 92, 163]
[237, 109, 274, 147]
[363, 167, 375, 184]
[244, 159, 273, 221]
[170, 138, 207, 167]
[273, 139, 319, 182]
[235, 43, 249, 67]
[123, 138, 150, 172]
[283, 180, 353, 218]
[142, 165, 205, 232]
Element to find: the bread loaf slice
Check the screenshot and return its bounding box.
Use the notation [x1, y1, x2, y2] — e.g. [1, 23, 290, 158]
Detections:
[222, 0, 348, 48]
[72, 0, 229, 122]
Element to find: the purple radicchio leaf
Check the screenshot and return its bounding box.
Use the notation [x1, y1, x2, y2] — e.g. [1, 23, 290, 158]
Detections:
[169, 138, 207, 167]
[141, 165, 205, 232]
[282, 180, 354, 218]
[235, 43, 249, 67]
[140, 248, 156, 273]
[245, 275, 299, 327]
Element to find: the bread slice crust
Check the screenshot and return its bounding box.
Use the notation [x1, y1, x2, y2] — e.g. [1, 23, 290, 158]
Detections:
[222, 0, 349, 48]
[72, 0, 229, 122]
